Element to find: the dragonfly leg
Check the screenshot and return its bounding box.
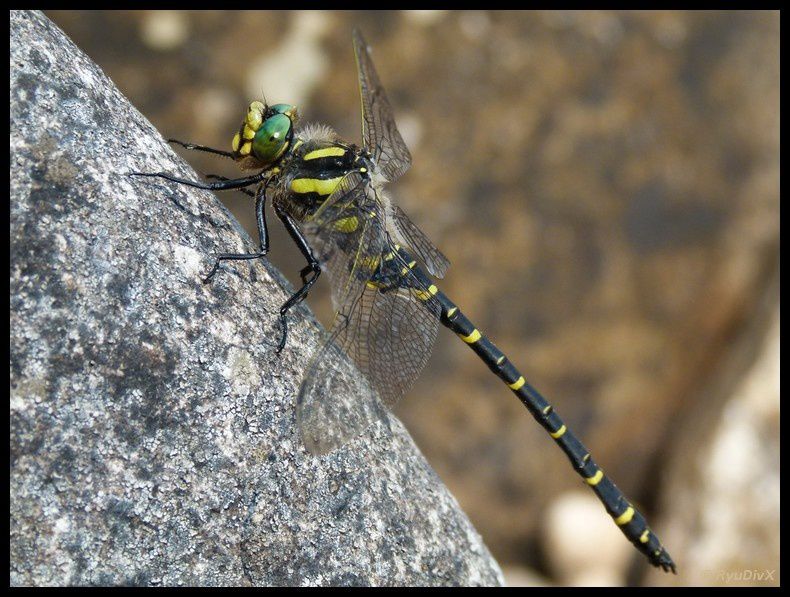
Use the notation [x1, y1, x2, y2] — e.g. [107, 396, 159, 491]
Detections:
[274, 204, 321, 354]
[203, 174, 256, 197]
[167, 138, 235, 159]
[131, 169, 270, 280]
[130, 170, 266, 191]
[202, 183, 269, 283]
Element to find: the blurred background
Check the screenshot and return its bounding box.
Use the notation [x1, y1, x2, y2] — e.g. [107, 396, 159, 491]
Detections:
[45, 10, 779, 586]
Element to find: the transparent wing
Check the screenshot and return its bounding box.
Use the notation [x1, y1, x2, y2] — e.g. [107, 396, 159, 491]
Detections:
[353, 28, 412, 182]
[301, 172, 387, 313]
[297, 330, 391, 456]
[390, 205, 450, 278]
[296, 174, 441, 454]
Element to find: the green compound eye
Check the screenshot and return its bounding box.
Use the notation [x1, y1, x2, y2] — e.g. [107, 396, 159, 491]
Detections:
[270, 103, 296, 116]
[252, 113, 292, 164]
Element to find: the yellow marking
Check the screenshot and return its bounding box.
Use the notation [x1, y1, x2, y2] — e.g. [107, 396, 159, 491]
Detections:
[413, 285, 438, 301]
[360, 167, 367, 173]
[366, 281, 381, 290]
[243, 124, 256, 140]
[582, 453, 590, 463]
[446, 307, 458, 318]
[585, 470, 603, 486]
[246, 102, 264, 130]
[508, 376, 525, 391]
[640, 530, 651, 544]
[384, 251, 396, 261]
[332, 216, 359, 233]
[275, 140, 290, 160]
[292, 139, 304, 152]
[542, 405, 552, 415]
[246, 109, 262, 131]
[303, 147, 347, 161]
[496, 355, 506, 365]
[400, 260, 417, 275]
[232, 133, 240, 152]
[615, 506, 635, 526]
[290, 177, 344, 196]
[460, 329, 481, 344]
[550, 425, 567, 439]
[240, 141, 252, 156]
[360, 256, 381, 270]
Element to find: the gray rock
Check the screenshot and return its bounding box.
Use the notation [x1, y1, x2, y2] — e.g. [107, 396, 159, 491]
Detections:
[9, 10, 504, 587]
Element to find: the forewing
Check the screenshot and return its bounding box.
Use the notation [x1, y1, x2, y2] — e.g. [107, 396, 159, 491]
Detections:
[301, 172, 386, 312]
[390, 205, 450, 278]
[353, 28, 412, 182]
[296, 174, 442, 454]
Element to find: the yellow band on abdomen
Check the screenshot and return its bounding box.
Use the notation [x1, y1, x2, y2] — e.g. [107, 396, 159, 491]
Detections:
[459, 329, 481, 343]
[413, 285, 438, 301]
[614, 506, 635, 526]
[585, 470, 604, 486]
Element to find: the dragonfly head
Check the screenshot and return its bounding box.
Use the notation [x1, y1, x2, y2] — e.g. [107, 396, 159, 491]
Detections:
[232, 101, 298, 168]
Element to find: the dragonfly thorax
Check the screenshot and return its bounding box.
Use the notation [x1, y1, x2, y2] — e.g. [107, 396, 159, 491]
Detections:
[271, 130, 370, 224]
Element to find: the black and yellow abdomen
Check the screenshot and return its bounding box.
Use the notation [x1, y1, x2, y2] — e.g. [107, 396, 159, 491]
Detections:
[379, 244, 677, 573]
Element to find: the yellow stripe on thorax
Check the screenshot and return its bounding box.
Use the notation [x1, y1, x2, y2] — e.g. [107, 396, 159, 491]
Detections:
[332, 216, 359, 233]
[303, 146, 346, 160]
[359, 256, 381, 271]
[290, 176, 344, 196]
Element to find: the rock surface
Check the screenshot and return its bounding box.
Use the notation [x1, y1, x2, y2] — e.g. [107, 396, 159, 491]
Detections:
[10, 11, 504, 587]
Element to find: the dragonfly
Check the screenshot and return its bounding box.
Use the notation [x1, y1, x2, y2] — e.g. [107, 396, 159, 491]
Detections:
[132, 29, 676, 574]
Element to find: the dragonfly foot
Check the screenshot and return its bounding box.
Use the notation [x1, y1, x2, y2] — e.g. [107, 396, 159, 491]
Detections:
[275, 314, 288, 355]
[202, 259, 221, 284]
